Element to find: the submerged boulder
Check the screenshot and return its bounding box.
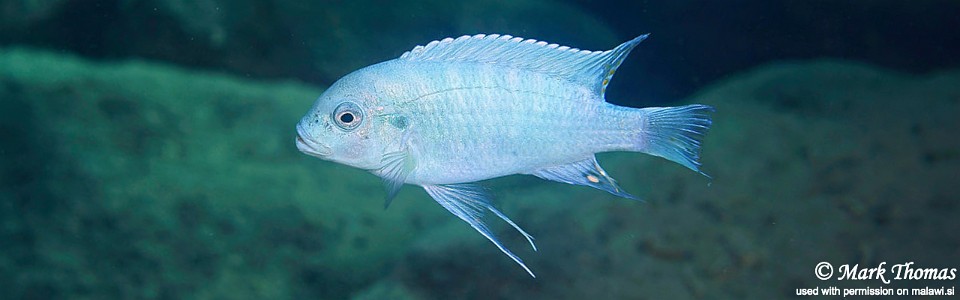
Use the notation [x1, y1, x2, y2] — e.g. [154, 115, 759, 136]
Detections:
[0, 47, 446, 299]
[1, 47, 957, 299]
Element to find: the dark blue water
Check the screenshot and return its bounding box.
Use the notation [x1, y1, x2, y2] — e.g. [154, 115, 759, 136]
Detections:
[4, 1, 957, 103]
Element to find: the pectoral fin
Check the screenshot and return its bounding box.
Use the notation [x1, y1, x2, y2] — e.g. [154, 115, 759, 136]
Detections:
[529, 156, 637, 200]
[379, 149, 416, 209]
[422, 183, 537, 277]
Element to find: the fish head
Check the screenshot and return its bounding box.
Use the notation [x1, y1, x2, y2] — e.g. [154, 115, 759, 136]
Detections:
[296, 66, 404, 171]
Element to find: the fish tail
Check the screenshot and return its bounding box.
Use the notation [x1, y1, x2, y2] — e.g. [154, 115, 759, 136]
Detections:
[632, 104, 714, 176]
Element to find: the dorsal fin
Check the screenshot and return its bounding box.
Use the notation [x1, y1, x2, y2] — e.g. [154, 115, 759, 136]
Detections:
[399, 34, 650, 96]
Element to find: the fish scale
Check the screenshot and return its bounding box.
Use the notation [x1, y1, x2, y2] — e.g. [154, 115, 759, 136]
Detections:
[296, 34, 713, 277]
[408, 89, 610, 182]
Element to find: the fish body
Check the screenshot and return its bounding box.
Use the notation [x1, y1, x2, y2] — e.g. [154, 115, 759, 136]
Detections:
[365, 61, 621, 184]
[296, 34, 713, 277]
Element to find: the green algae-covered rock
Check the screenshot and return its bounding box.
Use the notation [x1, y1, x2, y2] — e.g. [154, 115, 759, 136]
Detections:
[0, 47, 452, 299]
[2, 48, 957, 299]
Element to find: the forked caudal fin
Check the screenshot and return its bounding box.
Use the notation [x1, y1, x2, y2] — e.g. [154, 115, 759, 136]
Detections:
[635, 104, 714, 176]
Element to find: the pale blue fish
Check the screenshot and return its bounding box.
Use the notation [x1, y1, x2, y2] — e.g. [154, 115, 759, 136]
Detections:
[295, 34, 713, 277]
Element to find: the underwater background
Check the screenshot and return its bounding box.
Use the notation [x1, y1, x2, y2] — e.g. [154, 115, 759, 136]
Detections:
[1, 0, 958, 299]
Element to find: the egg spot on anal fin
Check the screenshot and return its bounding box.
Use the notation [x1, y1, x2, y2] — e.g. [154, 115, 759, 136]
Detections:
[586, 175, 600, 183]
[527, 156, 637, 200]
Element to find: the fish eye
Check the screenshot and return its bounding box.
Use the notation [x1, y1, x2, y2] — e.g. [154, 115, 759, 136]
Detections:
[339, 112, 354, 123]
[332, 101, 363, 130]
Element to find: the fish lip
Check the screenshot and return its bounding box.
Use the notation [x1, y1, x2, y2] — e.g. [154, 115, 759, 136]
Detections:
[295, 127, 332, 157]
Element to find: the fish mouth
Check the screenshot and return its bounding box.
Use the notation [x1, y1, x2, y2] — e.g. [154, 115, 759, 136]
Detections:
[296, 132, 332, 157]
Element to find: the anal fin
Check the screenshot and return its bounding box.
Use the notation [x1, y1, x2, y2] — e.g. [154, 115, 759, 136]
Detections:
[422, 184, 537, 277]
[528, 156, 636, 200]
